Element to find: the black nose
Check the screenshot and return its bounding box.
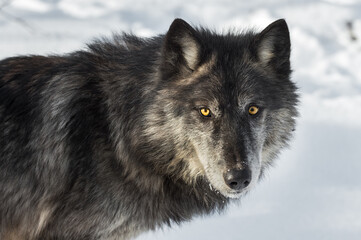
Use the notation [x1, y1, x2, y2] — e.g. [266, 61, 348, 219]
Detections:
[223, 168, 251, 190]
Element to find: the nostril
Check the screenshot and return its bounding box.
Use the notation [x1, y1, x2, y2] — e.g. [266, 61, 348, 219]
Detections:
[223, 168, 251, 191]
[243, 180, 250, 187]
[229, 181, 238, 187]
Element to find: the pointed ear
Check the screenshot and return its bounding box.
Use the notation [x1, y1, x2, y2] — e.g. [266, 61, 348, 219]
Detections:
[255, 19, 291, 77]
[161, 19, 202, 79]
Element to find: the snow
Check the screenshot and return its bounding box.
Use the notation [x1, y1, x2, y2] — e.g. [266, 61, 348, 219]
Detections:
[1, 0, 360, 239]
[10, 0, 52, 13]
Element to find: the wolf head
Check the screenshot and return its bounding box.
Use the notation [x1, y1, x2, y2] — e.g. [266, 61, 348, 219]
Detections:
[144, 19, 298, 198]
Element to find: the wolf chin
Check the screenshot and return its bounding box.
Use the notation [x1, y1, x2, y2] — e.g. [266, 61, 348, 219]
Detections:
[0, 19, 298, 239]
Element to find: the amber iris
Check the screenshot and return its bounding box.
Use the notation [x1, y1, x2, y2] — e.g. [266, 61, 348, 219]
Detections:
[248, 106, 259, 115]
[200, 108, 211, 117]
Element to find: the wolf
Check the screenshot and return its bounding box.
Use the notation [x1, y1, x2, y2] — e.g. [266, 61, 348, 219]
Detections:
[0, 18, 298, 239]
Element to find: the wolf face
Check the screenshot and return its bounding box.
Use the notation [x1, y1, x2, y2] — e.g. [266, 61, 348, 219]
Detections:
[145, 19, 298, 198]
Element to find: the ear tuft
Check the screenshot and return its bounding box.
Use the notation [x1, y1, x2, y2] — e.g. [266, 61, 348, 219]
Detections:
[161, 19, 201, 78]
[255, 19, 291, 77]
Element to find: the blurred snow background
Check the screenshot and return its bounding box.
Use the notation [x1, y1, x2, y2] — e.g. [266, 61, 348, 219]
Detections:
[1, 0, 361, 239]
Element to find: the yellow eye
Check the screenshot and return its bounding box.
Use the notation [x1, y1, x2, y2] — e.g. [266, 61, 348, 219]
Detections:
[248, 106, 259, 115]
[200, 108, 211, 117]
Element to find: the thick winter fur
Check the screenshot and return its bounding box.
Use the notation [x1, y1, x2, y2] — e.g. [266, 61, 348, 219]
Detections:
[0, 19, 298, 239]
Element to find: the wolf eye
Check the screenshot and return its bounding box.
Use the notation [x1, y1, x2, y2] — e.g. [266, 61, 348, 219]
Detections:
[248, 106, 259, 115]
[199, 107, 211, 117]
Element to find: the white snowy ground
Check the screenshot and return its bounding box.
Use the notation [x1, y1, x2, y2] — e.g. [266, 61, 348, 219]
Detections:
[1, 0, 361, 239]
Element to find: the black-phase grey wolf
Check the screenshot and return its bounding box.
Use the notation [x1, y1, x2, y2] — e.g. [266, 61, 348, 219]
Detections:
[0, 18, 298, 239]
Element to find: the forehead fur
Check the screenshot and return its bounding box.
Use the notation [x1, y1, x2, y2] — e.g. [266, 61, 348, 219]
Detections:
[197, 29, 257, 58]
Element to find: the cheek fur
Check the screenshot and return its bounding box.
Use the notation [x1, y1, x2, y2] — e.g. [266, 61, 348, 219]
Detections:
[261, 108, 297, 165]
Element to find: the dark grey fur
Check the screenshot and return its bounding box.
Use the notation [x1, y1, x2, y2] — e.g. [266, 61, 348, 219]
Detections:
[0, 19, 298, 239]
